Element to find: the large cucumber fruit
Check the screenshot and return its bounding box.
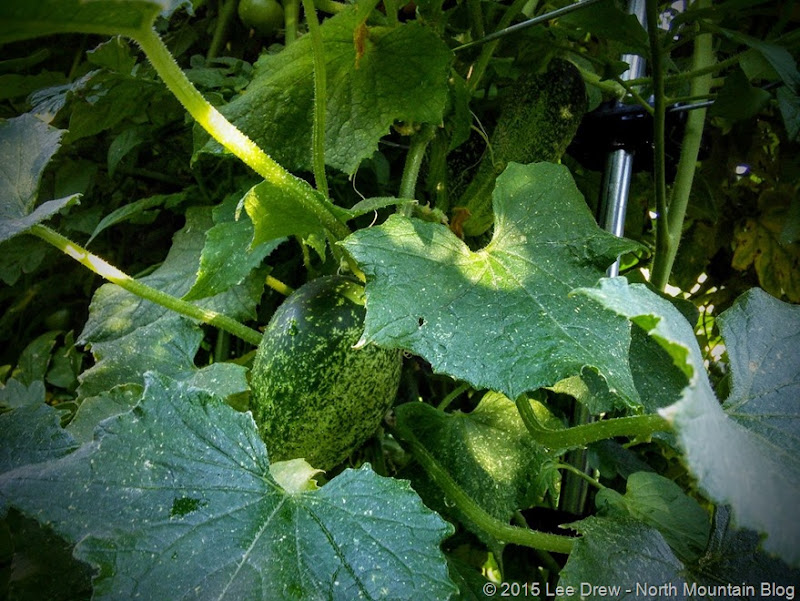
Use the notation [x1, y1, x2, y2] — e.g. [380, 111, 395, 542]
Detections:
[250, 275, 403, 470]
[457, 59, 588, 237]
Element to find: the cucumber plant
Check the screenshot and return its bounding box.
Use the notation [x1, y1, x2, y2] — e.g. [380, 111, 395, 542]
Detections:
[1, 0, 799, 599]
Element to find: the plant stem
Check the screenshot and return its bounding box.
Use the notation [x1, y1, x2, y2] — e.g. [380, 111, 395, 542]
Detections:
[208, 0, 238, 60]
[651, 1, 714, 291]
[284, 0, 300, 44]
[398, 124, 436, 214]
[645, 0, 669, 292]
[393, 424, 576, 554]
[314, 0, 347, 13]
[573, 62, 627, 99]
[625, 52, 740, 90]
[29, 225, 264, 347]
[555, 462, 605, 490]
[133, 27, 351, 243]
[466, 0, 529, 93]
[467, 0, 486, 41]
[266, 274, 295, 296]
[302, 0, 330, 197]
[436, 382, 470, 411]
[383, 0, 400, 26]
[515, 396, 671, 450]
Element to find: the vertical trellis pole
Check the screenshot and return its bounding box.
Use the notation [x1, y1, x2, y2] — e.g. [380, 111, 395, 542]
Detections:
[559, 0, 649, 516]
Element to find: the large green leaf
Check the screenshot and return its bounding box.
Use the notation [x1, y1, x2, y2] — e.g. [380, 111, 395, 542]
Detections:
[557, 516, 687, 600]
[578, 279, 800, 566]
[0, 373, 457, 600]
[342, 162, 642, 406]
[595, 472, 709, 563]
[557, 512, 800, 600]
[0, 404, 77, 483]
[198, 8, 452, 174]
[0, 0, 162, 43]
[395, 393, 557, 531]
[183, 193, 283, 300]
[0, 114, 79, 243]
[717, 289, 800, 480]
[76, 207, 256, 400]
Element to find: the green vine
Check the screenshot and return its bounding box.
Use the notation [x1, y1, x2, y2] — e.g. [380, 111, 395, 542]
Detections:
[302, 0, 330, 197]
[29, 225, 264, 346]
[515, 395, 671, 450]
[133, 27, 351, 243]
[392, 423, 577, 554]
[647, 0, 714, 290]
[651, 0, 714, 290]
[398, 124, 436, 215]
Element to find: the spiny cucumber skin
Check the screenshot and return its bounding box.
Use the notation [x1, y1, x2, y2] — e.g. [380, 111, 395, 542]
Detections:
[460, 59, 588, 236]
[250, 276, 403, 470]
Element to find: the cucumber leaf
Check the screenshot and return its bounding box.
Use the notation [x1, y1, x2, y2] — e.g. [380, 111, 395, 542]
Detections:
[76, 207, 256, 400]
[557, 516, 687, 599]
[0, 373, 457, 601]
[184, 193, 283, 300]
[557, 512, 800, 600]
[242, 178, 335, 256]
[395, 393, 557, 533]
[595, 471, 710, 563]
[198, 8, 452, 174]
[0, 114, 79, 243]
[0, 0, 181, 43]
[0, 404, 77, 481]
[577, 280, 800, 566]
[343, 162, 642, 407]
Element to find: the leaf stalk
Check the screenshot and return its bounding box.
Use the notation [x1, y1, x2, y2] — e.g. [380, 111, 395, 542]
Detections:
[29, 225, 264, 347]
[392, 423, 577, 554]
[650, 0, 714, 290]
[515, 395, 671, 450]
[133, 27, 351, 243]
[302, 0, 330, 197]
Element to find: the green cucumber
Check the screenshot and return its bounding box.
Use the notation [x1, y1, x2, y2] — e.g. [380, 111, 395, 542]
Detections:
[250, 275, 403, 470]
[457, 59, 588, 237]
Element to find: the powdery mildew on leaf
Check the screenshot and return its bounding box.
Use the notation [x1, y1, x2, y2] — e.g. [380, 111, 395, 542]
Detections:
[343, 162, 642, 406]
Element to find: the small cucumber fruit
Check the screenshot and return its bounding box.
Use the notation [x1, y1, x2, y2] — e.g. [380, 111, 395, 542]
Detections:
[250, 275, 403, 470]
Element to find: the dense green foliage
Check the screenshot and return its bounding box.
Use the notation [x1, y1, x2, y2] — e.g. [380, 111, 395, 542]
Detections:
[0, 0, 799, 599]
[457, 58, 588, 236]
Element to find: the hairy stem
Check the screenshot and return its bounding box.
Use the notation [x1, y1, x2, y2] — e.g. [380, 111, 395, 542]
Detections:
[133, 27, 351, 243]
[302, 0, 329, 197]
[314, 0, 347, 13]
[515, 396, 671, 450]
[207, 0, 238, 60]
[266, 275, 295, 296]
[651, 1, 714, 290]
[436, 382, 470, 412]
[645, 0, 669, 291]
[284, 0, 300, 44]
[398, 124, 436, 214]
[30, 225, 264, 346]
[393, 424, 576, 554]
[466, 0, 529, 93]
